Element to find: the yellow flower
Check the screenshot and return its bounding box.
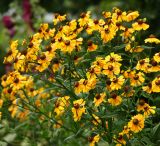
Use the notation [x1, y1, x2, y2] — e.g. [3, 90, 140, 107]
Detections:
[108, 93, 122, 106]
[86, 65, 101, 79]
[142, 83, 152, 94]
[13, 53, 25, 71]
[143, 105, 156, 118]
[102, 11, 111, 18]
[121, 85, 134, 97]
[74, 81, 84, 94]
[78, 11, 91, 27]
[53, 13, 66, 25]
[88, 134, 100, 146]
[153, 52, 160, 63]
[112, 8, 127, 22]
[130, 71, 145, 87]
[80, 77, 97, 93]
[93, 92, 106, 107]
[128, 114, 145, 133]
[38, 23, 55, 40]
[145, 35, 160, 44]
[61, 39, 77, 53]
[36, 52, 54, 72]
[105, 52, 122, 63]
[120, 27, 134, 39]
[87, 40, 97, 52]
[86, 19, 104, 34]
[132, 19, 149, 31]
[4, 40, 19, 64]
[148, 59, 160, 73]
[72, 99, 86, 121]
[136, 58, 150, 72]
[152, 77, 160, 92]
[52, 59, 61, 72]
[54, 96, 70, 116]
[126, 11, 139, 22]
[92, 57, 106, 68]
[100, 24, 117, 43]
[115, 133, 126, 146]
[110, 75, 125, 91]
[102, 63, 121, 78]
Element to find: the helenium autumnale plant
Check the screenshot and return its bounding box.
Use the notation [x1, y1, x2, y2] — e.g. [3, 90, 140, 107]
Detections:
[1, 8, 160, 146]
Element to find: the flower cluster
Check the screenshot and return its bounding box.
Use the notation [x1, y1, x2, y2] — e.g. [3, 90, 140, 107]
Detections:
[0, 8, 160, 146]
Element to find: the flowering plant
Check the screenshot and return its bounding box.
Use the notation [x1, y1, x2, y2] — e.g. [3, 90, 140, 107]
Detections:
[1, 8, 160, 146]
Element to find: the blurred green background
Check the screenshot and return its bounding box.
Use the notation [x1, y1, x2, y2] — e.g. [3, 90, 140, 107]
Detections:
[0, 0, 160, 76]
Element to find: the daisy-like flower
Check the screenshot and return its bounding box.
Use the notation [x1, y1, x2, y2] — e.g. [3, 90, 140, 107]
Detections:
[88, 134, 100, 146]
[128, 114, 145, 133]
[144, 35, 160, 44]
[93, 92, 106, 107]
[54, 96, 70, 116]
[87, 40, 97, 52]
[72, 99, 86, 121]
[115, 133, 126, 146]
[153, 52, 160, 63]
[108, 93, 122, 106]
[110, 75, 125, 91]
[100, 24, 117, 43]
[105, 52, 122, 63]
[148, 59, 160, 73]
[53, 13, 66, 25]
[130, 71, 145, 87]
[137, 100, 156, 118]
[152, 76, 160, 93]
[102, 63, 121, 78]
[132, 19, 149, 31]
[80, 77, 97, 93]
[112, 8, 127, 22]
[142, 83, 153, 94]
[136, 58, 150, 72]
[86, 65, 101, 79]
[4, 40, 19, 64]
[126, 11, 139, 22]
[78, 11, 91, 27]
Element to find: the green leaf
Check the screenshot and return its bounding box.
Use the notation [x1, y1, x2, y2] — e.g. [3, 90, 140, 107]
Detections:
[141, 45, 154, 49]
[151, 123, 160, 141]
[113, 44, 126, 50]
[64, 134, 75, 142]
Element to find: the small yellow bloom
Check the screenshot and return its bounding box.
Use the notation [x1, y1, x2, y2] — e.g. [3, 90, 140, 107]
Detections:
[152, 77, 160, 92]
[72, 99, 86, 121]
[128, 114, 145, 133]
[145, 35, 160, 44]
[126, 11, 139, 22]
[108, 93, 122, 106]
[88, 134, 100, 146]
[132, 19, 149, 31]
[93, 92, 106, 107]
[110, 75, 125, 91]
[87, 40, 97, 52]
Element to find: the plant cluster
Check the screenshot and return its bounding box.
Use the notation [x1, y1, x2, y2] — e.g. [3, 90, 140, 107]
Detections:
[0, 8, 160, 146]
